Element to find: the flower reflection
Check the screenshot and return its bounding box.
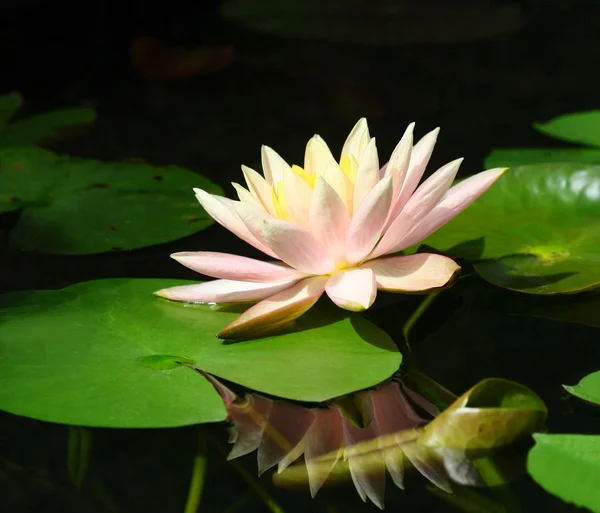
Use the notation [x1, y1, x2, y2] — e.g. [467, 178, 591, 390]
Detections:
[205, 373, 450, 509]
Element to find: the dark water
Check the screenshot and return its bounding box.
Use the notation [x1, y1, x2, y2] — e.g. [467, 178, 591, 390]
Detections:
[1, 1, 599, 511]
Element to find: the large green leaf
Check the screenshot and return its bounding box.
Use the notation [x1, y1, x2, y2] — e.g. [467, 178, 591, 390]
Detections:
[563, 370, 600, 406]
[484, 148, 600, 168]
[533, 111, 600, 148]
[0, 92, 96, 148]
[0, 279, 400, 428]
[414, 163, 600, 294]
[528, 434, 600, 513]
[1, 148, 221, 253]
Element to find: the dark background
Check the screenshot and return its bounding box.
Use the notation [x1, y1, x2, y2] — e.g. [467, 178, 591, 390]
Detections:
[1, 0, 599, 511]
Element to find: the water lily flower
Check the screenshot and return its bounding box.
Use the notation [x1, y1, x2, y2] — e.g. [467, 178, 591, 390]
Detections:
[156, 119, 506, 339]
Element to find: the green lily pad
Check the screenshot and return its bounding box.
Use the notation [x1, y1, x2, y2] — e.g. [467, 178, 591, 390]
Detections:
[533, 111, 600, 148]
[528, 434, 600, 513]
[1, 148, 221, 254]
[0, 279, 401, 428]
[484, 148, 600, 168]
[563, 370, 600, 406]
[414, 163, 600, 294]
[0, 92, 96, 148]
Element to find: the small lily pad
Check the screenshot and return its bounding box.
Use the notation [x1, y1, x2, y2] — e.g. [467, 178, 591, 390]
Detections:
[0, 92, 96, 148]
[414, 163, 600, 294]
[563, 370, 600, 406]
[528, 434, 600, 513]
[1, 148, 222, 254]
[533, 111, 600, 148]
[0, 279, 401, 428]
[484, 148, 600, 168]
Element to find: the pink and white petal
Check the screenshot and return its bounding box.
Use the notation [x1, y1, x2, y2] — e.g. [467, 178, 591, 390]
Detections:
[402, 443, 452, 493]
[282, 164, 313, 228]
[384, 122, 414, 202]
[392, 127, 440, 216]
[323, 163, 354, 214]
[353, 137, 380, 210]
[232, 182, 260, 206]
[370, 158, 463, 259]
[261, 145, 291, 185]
[362, 254, 460, 293]
[228, 395, 274, 460]
[257, 401, 314, 475]
[394, 167, 507, 251]
[341, 413, 387, 509]
[232, 201, 279, 259]
[346, 175, 393, 265]
[341, 118, 371, 161]
[325, 268, 377, 312]
[155, 278, 298, 304]
[262, 218, 336, 275]
[241, 165, 276, 216]
[309, 178, 349, 266]
[170, 251, 307, 282]
[304, 134, 339, 176]
[216, 276, 328, 339]
[303, 408, 345, 497]
[194, 188, 276, 257]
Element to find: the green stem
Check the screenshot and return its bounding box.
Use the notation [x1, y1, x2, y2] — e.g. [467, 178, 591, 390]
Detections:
[67, 426, 93, 489]
[402, 290, 441, 350]
[183, 429, 208, 513]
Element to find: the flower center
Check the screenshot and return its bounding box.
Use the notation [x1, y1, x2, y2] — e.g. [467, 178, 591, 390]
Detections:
[270, 153, 358, 221]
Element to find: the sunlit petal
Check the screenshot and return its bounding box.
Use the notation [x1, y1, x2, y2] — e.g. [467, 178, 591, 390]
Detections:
[362, 254, 460, 292]
[341, 117, 371, 161]
[216, 276, 328, 339]
[353, 137, 380, 209]
[393, 127, 440, 215]
[261, 145, 292, 185]
[394, 167, 507, 251]
[282, 164, 313, 227]
[232, 182, 260, 206]
[262, 218, 336, 275]
[170, 251, 307, 282]
[241, 165, 276, 215]
[304, 134, 339, 176]
[372, 158, 463, 258]
[194, 188, 277, 257]
[325, 268, 377, 312]
[346, 175, 393, 265]
[154, 278, 298, 304]
[309, 177, 349, 266]
[384, 122, 414, 205]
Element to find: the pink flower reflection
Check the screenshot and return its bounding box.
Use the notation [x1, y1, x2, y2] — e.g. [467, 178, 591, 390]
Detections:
[204, 374, 452, 509]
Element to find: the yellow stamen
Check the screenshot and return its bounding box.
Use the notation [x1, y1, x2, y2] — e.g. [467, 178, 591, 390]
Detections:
[339, 153, 358, 184]
[272, 182, 290, 221]
[291, 164, 316, 188]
